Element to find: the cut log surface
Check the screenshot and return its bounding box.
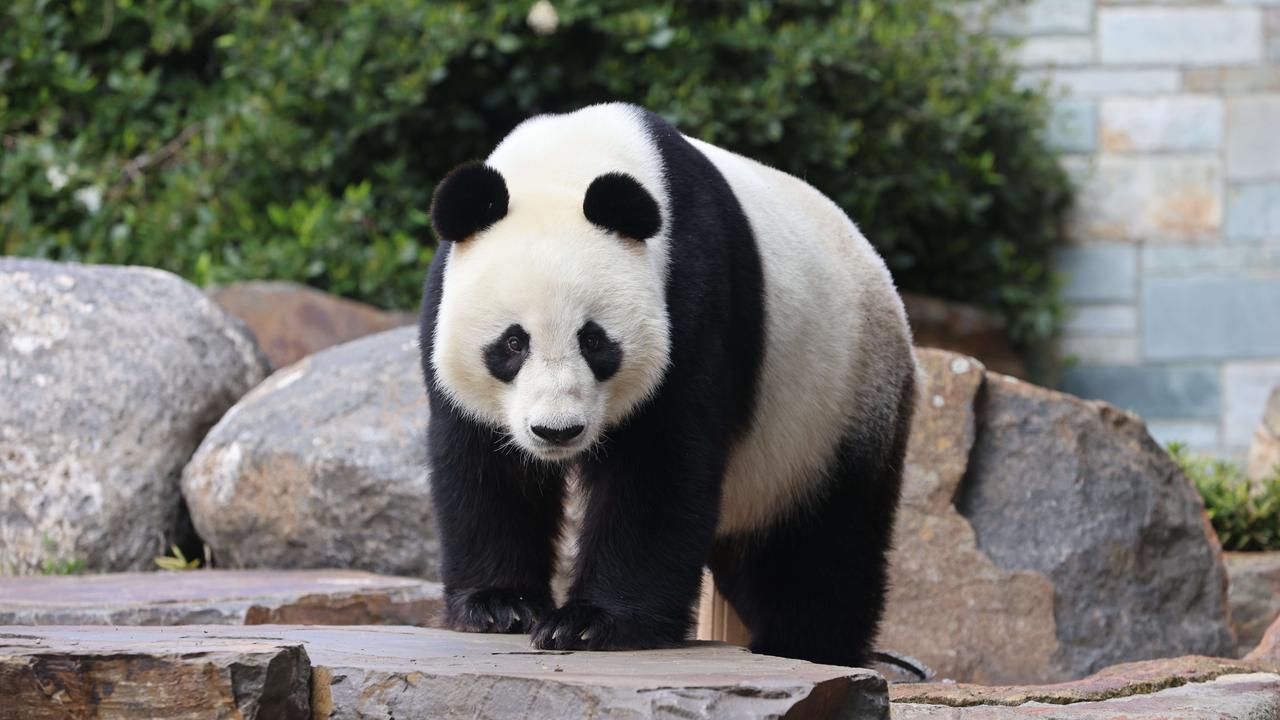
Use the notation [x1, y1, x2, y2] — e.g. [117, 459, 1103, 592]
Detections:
[0, 625, 890, 720]
[0, 570, 443, 627]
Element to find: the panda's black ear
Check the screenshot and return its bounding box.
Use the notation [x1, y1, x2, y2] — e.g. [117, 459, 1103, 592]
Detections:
[430, 161, 509, 243]
[583, 172, 661, 241]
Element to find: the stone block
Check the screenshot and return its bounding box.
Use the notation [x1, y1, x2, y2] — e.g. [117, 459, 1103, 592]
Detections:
[1014, 36, 1095, 67]
[1184, 66, 1280, 95]
[1145, 419, 1221, 451]
[1021, 69, 1181, 97]
[1143, 277, 1280, 359]
[1063, 305, 1139, 336]
[1047, 99, 1098, 153]
[1055, 244, 1138, 302]
[1226, 551, 1280, 658]
[1227, 96, 1280, 181]
[0, 569, 444, 627]
[1226, 182, 1280, 242]
[1142, 244, 1280, 276]
[1059, 365, 1221, 419]
[1100, 8, 1264, 66]
[1224, 362, 1280, 450]
[1100, 96, 1224, 153]
[990, 0, 1093, 36]
[1068, 156, 1223, 242]
[1058, 336, 1141, 365]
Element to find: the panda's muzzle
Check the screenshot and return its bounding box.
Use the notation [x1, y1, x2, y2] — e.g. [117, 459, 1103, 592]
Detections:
[530, 424, 585, 445]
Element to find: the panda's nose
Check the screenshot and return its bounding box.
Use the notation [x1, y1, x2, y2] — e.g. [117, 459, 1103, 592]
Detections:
[531, 424, 584, 445]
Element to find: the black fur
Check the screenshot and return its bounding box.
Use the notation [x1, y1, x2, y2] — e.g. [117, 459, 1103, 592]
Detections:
[583, 172, 662, 240]
[419, 106, 911, 667]
[483, 324, 529, 383]
[430, 162, 509, 243]
[577, 321, 622, 381]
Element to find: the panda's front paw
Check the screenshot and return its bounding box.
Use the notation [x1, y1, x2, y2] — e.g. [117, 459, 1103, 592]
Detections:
[445, 588, 551, 634]
[531, 601, 678, 651]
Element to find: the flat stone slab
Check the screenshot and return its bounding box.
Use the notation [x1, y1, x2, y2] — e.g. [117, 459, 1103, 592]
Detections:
[0, 625, 889, 719]
[893, 673, 1280, 719]
[0, 570, 443, 627]
[891, 655, 1280, 719]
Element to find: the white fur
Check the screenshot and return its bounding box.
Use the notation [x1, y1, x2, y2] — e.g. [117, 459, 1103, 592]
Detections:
[431, 104, 672, 461]
[688, 140, 914, 534]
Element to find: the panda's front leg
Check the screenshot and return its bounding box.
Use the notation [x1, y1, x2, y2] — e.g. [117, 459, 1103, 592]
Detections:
[531, 431, 723, 651]
[429, 411, 566, 635]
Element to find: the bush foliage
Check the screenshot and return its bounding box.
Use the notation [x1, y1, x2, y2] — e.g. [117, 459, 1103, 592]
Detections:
[1169, 442, 1280, 552]
[2, 0, 1070, 341]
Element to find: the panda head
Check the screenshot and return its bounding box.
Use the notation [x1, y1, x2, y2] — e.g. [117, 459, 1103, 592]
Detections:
[429, 161, 670, 463]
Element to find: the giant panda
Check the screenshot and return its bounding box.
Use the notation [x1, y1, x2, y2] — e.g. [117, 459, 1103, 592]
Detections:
[419, 102, 917, 667]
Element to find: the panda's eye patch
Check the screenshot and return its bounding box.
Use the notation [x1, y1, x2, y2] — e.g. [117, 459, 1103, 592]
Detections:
[578, 321, 622, 381]
[484, 324, 529, 383]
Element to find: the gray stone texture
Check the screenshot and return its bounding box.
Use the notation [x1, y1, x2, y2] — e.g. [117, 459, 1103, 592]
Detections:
[1055, 244, 1137, 302]
[1228, 96, 1280, 181]
[1099, 96, 1223, 153]
[1046, 100, 1097, 153]
[1023, 69, 1181, 97]
[1226, 181, 1280, 241]
[1143, 277, 1280, 360]
[0, 625, 891, 720]
[1223, 362, 1280, 451]
[0, 569, 444, 627]
[0, 259, 270, 574]
[181, 326, 439, 579]
[1067, 155, 1222, 242]
[893, 673, 1280, 719]
[1226, 552, 1280, 658]
[958, 365, 1234, 677]
[1059, 365, 1221, 419]
[989, 0, 1093, 36]
[1099, 7, 1264, 66]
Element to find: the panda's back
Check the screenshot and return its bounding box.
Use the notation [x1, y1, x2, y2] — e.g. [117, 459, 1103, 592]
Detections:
[687, 138, 915, 536]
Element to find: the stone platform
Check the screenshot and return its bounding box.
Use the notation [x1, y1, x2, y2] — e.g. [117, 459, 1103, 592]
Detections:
[0, 625, 888, 719]
[0, 569, 443, 627]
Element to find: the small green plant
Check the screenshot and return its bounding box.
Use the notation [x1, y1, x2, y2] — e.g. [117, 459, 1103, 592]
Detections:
[154, 544, 202, 571]
[1169, 442, 1280, 552]
[39, 536, 86, 576]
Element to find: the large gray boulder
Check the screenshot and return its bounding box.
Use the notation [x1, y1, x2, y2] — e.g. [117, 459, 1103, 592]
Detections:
[880, 349, 1233, 684]
[181, 326, 439, 578]
[0, 259, 269, 574]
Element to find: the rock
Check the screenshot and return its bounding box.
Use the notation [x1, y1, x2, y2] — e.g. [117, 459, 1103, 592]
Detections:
[1227, 551, 1280, 657]
[0, 625, 890, 719]
[181, 327, 438, 578]
[1248, 386, 1280, 481]
[1247, 614, 1280, 664]
[0, 259, 270, 574]
[0, 628, 311, 720]
[879, 350, 1233, 684]
[208, 281, 415, 369]
[890, 655, 1276, 707]
[0, 569, 443, 627]
[878, 353, 1060, 685]
[901, 294, 1026, 378]
[893, 672, 1280, 719]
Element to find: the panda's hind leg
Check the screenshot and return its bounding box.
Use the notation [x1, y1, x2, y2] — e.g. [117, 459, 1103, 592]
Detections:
[709, 426, 908, 668]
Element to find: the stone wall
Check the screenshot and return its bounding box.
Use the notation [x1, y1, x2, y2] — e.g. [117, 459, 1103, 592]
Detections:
[996, 0, 1280, 458]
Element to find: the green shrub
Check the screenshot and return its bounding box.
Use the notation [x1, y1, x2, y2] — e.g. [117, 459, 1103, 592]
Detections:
[1169, 442, 1280, 552]
[2, 0, 1070, 342]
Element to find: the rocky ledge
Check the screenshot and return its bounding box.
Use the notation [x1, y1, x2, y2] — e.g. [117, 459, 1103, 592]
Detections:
[0, 569, 443, 627]
[0, 625, 888, 720]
